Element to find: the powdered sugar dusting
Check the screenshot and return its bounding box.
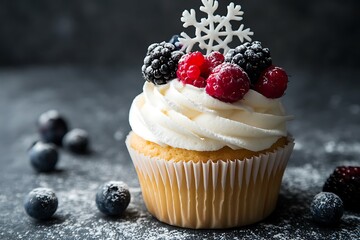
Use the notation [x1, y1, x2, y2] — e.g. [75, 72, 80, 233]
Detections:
[1, 148, 359, 240]
[1, 68, 360, 239]
[282, 164, 323, 193]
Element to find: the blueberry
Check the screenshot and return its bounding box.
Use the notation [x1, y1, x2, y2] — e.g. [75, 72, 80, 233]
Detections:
[38, 110, 68, 146]
[29, 142, 58, 172]
[24, 188, 58, 220]
[168, 35, 182, 50]
[310, 192, 344, 226]
[62, 128, 90, 154]
[96, 181, 131, 216]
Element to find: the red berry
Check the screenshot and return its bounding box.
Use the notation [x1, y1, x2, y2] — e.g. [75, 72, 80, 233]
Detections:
[186, 51, 205, 66]
[191, 76, 207, 88]
[206, 63, 250, 103]
[201, 51, 225, 78]
[187, 65, 201, 79]
[254, 66, 288, 98]
[323, 166, 360, 211]
[177, 52, 207, 88]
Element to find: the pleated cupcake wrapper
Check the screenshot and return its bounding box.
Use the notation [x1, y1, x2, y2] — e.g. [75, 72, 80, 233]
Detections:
[126, 137, 294, 229]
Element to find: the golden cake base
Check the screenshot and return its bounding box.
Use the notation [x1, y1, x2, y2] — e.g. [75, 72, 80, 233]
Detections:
[126, 132, 294, 229]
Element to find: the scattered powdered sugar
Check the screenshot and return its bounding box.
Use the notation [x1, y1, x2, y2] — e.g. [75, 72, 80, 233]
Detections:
[2, 160, 359, 240]
[282, 163, 324, 193]
[1, 128, 359, 239]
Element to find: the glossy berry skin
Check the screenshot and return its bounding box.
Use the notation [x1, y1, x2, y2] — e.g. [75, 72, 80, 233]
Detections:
[177, 51, 207, 88]
[63, 128, 89, 154]
[29, 142, 58, 172]
[201, 51, 225, 78]
[310, 192, 343, 226]
[96, 181, 131, 216]
[206, 63, 250, 103]
[24, 188, 58, 220]
[38, 110, 68, 146]
[323, 166, 360, 211]
[254, 66, 288, 99]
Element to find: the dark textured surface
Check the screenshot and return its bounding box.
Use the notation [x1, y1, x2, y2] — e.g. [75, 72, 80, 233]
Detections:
[0, 1, 360, 238]
[0, 66, 359, 239]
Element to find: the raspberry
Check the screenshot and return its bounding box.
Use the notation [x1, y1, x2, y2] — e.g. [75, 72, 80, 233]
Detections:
[187, 65, 201, 79]
[206, 63, 250, 103]
[201, 51, 225, 78]
[323, 166, 360, 211]
[177, 52, 207, 88]
[185, 51, 205, 66]
[254, 66, 288, 99]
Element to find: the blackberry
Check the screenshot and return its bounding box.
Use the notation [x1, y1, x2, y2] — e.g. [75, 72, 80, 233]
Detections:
[225, 41, 272, 84]
[142, 42, 184, 85]
[323, 166, 360, 211]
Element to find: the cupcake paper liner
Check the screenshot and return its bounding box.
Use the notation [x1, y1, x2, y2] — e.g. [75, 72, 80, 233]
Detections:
[126, 136, 294, 229]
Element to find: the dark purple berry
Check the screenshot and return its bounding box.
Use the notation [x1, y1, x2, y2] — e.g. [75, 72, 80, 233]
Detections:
[310, 192, 343, 226]
[142, 42, 184, 85]
[225, 41, 272, 84]
[38, 110, 68, 146]
[323, 166, 360, 211]
[24, 188, 58, 220]
[63, 128, 89, 154]
[95, 181, 131, 216]
[29, 142, 58, 172]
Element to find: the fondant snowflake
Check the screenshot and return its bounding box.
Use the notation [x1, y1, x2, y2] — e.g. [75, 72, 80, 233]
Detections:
[179, 0, 254, 55]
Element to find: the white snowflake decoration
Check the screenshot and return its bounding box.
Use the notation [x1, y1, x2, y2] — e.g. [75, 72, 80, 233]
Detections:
[179, 0, 254, 55]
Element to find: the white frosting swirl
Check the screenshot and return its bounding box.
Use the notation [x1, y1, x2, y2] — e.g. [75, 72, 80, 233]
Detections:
[129, 80, 292, 152]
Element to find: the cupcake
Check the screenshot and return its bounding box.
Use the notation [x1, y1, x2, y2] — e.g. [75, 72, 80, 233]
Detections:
[126, 0, 294, 229]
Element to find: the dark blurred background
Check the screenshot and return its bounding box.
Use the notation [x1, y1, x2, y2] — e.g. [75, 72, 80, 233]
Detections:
[0, 0, 359, 70]
[1, 2, 360, 238]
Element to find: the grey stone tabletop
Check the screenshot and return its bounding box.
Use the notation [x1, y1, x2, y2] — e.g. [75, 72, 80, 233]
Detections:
[0, 0, 360, 239]
[0, 66, 359, 240]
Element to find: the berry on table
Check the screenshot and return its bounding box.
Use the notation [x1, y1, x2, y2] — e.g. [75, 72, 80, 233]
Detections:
[225, 41, 272, 84]
[63, 128, 90, 154]
[254, 66, 288, 99]
[24, 188, 58, 220]
[310, 192, 344, 226]
[38, 110, 68, 146]
[96, 181, 131, 216]
[142, 42, 184, 85]
[28, 142, 58, 172]
[177, 51, 207, 88]
[206, 63, 250, 103]
[323, 166, 360, 211]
